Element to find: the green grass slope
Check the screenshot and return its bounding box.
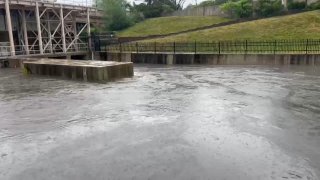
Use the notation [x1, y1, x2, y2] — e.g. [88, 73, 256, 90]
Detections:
[118, 16, 230, 37]
[149, 11, 320, 42]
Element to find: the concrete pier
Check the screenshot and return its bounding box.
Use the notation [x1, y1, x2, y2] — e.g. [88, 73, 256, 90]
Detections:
[23, 59, 134, 82]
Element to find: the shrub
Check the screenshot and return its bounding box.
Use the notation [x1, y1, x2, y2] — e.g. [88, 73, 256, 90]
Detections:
[288, 1, 306, 10]
[221, 0, 253, 18]
[102, 0, 133, 31]
[255, 0, 283, 17]
[199, 0, 229, 6]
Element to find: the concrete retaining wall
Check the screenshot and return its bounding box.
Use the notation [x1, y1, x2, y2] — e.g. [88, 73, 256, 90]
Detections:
[104, 53, 320, 66]
[23, 59, 134, 82]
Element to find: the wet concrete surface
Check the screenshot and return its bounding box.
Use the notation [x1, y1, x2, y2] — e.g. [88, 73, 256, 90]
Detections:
[0, 65, 320, 180]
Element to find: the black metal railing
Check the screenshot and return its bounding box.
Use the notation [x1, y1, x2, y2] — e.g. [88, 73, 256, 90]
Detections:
[95, 39, 320, 55]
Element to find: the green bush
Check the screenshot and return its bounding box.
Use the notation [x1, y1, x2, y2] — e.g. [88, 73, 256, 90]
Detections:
[199, 0, 229, 6]
[133, 3, 176, 18]
[255, 0, 283, 17]
[102, 0, 133, 31]
[221, 0, 253, 18]
[288, 1, 306, 10]
[198, 0, 216, 6]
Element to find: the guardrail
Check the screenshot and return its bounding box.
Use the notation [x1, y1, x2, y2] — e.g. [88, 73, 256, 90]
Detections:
[97, 40, 320, 55]
[0, 42, 88, 57]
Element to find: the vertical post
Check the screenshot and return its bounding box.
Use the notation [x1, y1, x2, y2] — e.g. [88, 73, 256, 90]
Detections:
[194, 41, 197, 54]
[35, 2, 43, 54]
[218, 41, 221, 55]
[60, 7, 66, 53]
[87, 8, 92, 60]
[154, 42, 156, 54]
[21, 8, 29, 55]
[245, 40, 248, 54]
[73, 15, 78, 51]
[173, 42, 176, 54]
[306, 39, 309, 55]
[273, 40, 277, 55]
[136, 42, 139, 54]
[47, 12, 53, 53]
[119, 43, 122, 53]
[136, 42, 138, 53]
[5, 0, 15, 56]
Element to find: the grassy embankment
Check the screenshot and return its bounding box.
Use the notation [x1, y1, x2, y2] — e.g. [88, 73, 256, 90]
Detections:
[147, 10, 320, 42]
[118, 16, 231, 37]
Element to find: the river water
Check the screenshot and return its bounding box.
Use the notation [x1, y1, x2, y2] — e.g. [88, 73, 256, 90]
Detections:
[0, 65, 320, 180]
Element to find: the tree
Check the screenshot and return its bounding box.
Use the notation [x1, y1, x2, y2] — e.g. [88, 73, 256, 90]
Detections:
[255, 0, 283, 17]
[221, 0, 253, 18]
[102, 0, 133, 31]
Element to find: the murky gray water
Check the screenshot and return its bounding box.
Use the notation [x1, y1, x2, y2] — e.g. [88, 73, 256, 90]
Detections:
[0, 65, 320, 180]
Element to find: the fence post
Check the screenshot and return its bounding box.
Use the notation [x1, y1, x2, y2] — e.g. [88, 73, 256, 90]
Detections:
[173, 42, 176, 54]
[274, 40, 277, 55]
[245, 40, 248, 54]
[154, 42, 157, 54]
[136, 42, 138, 53]
[306, 39, 309, 55]
[105, 44, 107, 60]
[119, 42, 122, 54]
[218, 41, 221, 55]
[194, 41, 197, 54]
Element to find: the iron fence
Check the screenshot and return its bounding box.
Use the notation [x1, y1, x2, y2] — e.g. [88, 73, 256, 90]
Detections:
[97, 40, 320, 55]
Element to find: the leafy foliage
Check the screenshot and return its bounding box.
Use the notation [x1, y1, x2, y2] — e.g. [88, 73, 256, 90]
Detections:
[255, 0, 283, 17]
[132, 0, 185, 18]
[102, 0, 133, 31]
[221, 0, 253, 18]
[288, 0, 306, 10]
[198, 0, 228, 6]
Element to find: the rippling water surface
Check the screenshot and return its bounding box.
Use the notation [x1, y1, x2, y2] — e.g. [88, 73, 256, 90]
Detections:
[0, 65, 320, 180]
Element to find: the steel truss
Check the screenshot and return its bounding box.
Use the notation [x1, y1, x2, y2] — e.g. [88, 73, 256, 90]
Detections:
[3, 0, 95, 56]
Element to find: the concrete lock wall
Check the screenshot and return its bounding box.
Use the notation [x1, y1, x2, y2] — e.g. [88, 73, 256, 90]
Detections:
[105, 52, 320, 66]
[23, 60, 134, 82]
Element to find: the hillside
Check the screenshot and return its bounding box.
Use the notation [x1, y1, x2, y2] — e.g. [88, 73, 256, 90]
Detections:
[147, 11, 320, 42]
[118, 16, 230, 37]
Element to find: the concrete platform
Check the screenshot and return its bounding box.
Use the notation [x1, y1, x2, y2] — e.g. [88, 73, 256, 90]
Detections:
[23, 59, 134, 82]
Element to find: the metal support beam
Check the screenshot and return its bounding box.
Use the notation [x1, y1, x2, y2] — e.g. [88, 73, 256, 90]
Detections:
[21, 8, 29, 55]
[60, 7, 67, 53]
[73, 15, 78, 51]
[35, 2, 44, 54]
[5, 0, 15, 56]
[87, 8, 92, 59]
[47, 12, 53, 53]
